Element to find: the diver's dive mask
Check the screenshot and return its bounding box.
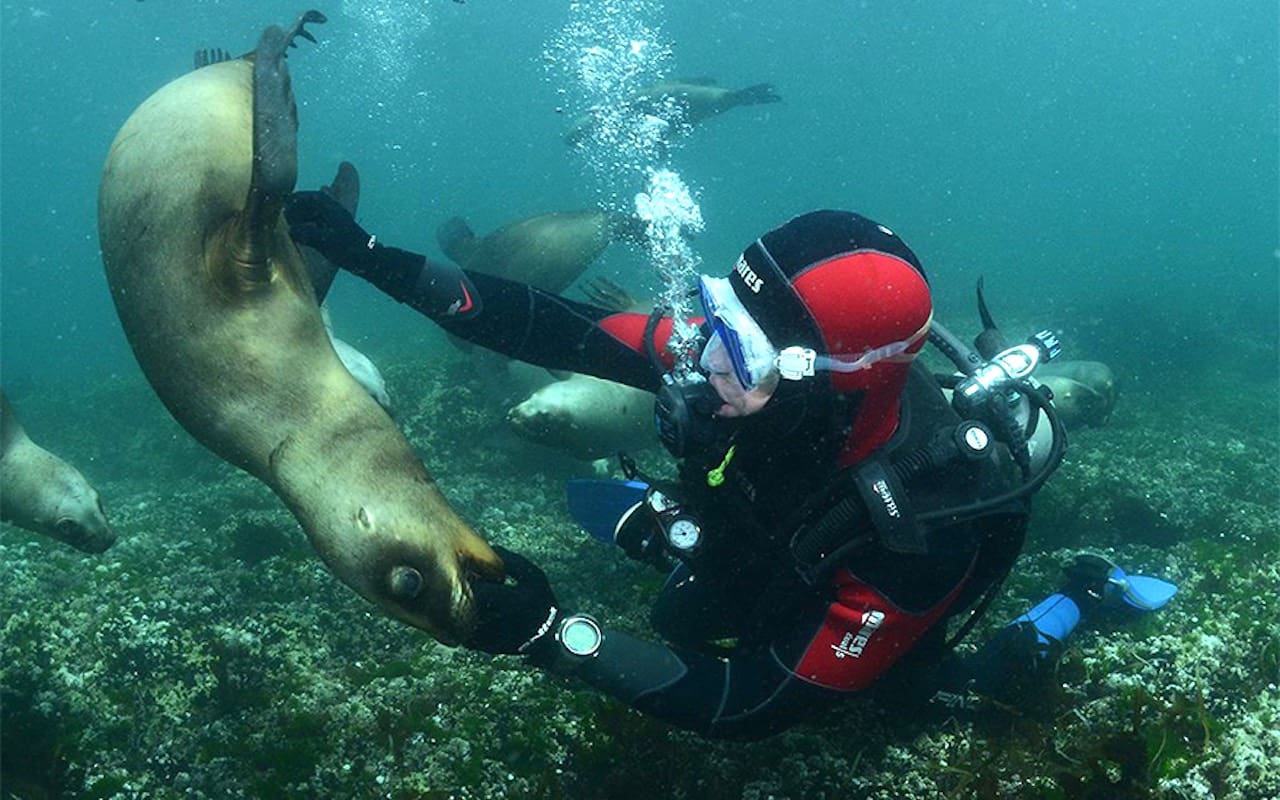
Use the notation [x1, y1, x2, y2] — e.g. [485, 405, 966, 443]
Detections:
[698, 275, 778, 392]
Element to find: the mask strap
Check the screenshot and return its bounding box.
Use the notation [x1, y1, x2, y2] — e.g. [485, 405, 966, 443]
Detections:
[775, 313, 933, 381]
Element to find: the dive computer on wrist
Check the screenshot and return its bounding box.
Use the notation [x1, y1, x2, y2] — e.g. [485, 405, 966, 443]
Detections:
[556, 613, 603, 658]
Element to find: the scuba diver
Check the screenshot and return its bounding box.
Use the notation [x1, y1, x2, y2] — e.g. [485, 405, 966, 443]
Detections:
[286, 194, 1175, 740]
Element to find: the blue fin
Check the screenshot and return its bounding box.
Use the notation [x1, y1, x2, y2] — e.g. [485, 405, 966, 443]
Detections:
[1110, 567, 1178, 611]
[566, 479, 648, 543]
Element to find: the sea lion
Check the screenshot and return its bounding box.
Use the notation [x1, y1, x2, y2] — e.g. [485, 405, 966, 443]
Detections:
[1039, 360, 1118, 429]
[97, 12, 501, 643]
[437, 208, 644, 294]
[565, 77, 781, 147]
[507, 373, 657, 461]
[1, 390, 115, 553]
[323, 308, 391, 411]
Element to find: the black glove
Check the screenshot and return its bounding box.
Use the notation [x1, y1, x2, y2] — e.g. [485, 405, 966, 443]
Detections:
[614, 502, 672, 571]
[466, 546, 561, 662]
[285, 191, 481, 319]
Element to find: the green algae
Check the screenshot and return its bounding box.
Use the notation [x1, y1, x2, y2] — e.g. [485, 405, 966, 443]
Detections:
[2, 336, 1277, 799]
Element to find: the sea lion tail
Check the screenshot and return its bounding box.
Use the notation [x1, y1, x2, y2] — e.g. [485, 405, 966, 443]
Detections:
[731, 83, 782, 107]
[437, 216, 478, 265]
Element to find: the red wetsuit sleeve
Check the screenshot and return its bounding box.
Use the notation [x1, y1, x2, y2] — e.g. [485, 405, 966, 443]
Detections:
[437, 271, 685, 391]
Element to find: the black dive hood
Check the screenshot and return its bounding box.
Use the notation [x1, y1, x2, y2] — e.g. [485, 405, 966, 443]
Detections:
[730, 207, 932, 451]
[730, 236, 837, 452]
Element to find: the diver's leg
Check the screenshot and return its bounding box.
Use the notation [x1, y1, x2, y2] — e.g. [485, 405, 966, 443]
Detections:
[918, 554, 1177, 715]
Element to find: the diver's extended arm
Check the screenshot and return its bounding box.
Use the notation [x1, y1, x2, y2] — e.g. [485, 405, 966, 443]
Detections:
[464, 547, 836, 740]
[565, 625, 833, 740]
[285, 190, 663, 390]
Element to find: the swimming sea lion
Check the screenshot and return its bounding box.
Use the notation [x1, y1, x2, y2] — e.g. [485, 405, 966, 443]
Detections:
[565, 77, 781, 147]
[437, 208, 644, 294]
[507, 373, 657, 461]
[1039, 360, 1118, 429]
[1, 390, 115, 553]
[97, 12, 501, 643]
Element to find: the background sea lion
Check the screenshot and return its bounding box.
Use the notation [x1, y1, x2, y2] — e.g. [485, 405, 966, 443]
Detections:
[437, 207, 644, 294]
[507, 373, 657, 461]
[97, 12, 501, 643]
[1039, 360, 1118, 429]
[1, 390, 115, 553]
[565, 77, 782, 147]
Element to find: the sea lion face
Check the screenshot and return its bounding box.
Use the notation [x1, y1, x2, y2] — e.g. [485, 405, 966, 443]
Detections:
[301, 490, 498, 643]
[1040, 361, 1118, 428]
[507, 374, 657, 460]
[48, 479, 116, 554]
[46, 471, 115, 552]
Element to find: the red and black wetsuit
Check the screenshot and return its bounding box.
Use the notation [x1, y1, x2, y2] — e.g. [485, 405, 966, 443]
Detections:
[439, 271, 1029, 740]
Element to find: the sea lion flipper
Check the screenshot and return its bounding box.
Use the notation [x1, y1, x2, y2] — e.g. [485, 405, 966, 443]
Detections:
[193, 47, 234, 70]
[226, 13, 324, 286]
[729, 83, 781, 107]
[437, 216, 479, 266]
[284, 10, 327, 49]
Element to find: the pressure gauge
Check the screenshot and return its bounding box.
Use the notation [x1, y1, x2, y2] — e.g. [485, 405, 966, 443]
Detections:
[665, 517, 702, 553]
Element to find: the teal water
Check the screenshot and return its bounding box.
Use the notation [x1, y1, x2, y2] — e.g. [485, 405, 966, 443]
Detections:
[2, 1, 1276, 388]
[1, 2, 1278, 799]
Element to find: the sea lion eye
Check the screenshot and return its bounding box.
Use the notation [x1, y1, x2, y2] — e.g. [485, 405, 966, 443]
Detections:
[356, 506, 373, 530]
[389, 566, 423, 599]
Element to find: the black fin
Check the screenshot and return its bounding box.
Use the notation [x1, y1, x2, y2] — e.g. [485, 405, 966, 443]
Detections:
[300, 162, 361, 302]
[193, 47, 234, 70]
[233, 12, 324, 281]
[436, 216, 478, 266]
